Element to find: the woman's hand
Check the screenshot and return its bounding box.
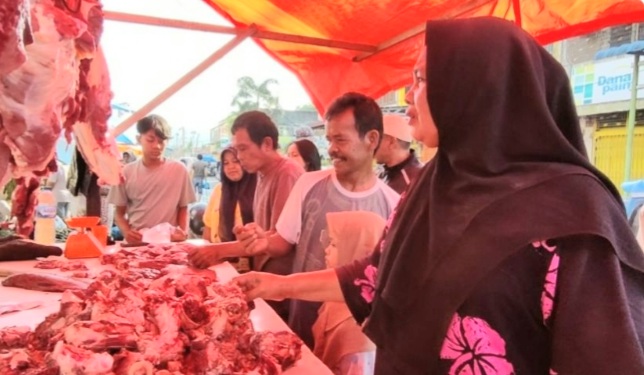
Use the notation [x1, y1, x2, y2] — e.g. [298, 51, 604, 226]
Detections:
[188, 246, 222, 269]
[233, 272, 288, 301]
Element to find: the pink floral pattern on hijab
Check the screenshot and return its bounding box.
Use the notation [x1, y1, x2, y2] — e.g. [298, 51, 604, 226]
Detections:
[440, 314, 515, 375]
[532, 240, 560, 324]
[354, 265, 378, 303]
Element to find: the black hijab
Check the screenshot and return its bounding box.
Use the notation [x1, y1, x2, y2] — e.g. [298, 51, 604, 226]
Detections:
[218, 148, 257, 242]
[363, 17, 644, 373]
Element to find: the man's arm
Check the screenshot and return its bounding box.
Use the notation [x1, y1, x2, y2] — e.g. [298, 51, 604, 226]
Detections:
[236, 225, 293, 257]
[177, 206, 188, 231]
[266, 233, 292, 257]
[189, 240, 246, 268]
[115, 206, 142, 243]
[189, 227, 292, 269]
[114, 206, 130, 234]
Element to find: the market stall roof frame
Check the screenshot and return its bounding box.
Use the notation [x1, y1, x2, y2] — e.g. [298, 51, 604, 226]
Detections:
[108, 0, 644, 137]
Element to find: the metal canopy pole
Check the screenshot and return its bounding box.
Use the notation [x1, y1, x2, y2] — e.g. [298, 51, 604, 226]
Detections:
[625, 53, 641, 183]
[352, 0, 492, 62]
[103, 11, 376, 52]
[110, 26, 257, 138]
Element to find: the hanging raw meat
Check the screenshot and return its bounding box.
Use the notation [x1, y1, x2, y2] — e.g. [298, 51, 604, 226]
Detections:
[0, 0, 30, 77]
[0, 0, 82, 182]
[62, 0, 121, 186]
[0, 0, 121, 236]
[70, 46, 122, 185]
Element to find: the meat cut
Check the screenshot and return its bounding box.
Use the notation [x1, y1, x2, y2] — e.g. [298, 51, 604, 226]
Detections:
[0, 234, 63, 260]
[0, 0, 30, 77]
[0, 243, 304, 374]
[2, 272, 91, 292]
[0, 0, 121, 236]
[34, 259, 88, 271]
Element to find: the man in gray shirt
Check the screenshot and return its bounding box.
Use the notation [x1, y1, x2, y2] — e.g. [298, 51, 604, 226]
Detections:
[108, 115, 196, 244]
[192, 154, 208, 200]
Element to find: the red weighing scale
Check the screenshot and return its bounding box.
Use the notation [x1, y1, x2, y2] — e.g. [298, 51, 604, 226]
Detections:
[64, 217, 107, 259]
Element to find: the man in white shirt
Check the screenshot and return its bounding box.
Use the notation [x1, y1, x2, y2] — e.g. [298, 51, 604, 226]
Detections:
[46, 160, 72, 219]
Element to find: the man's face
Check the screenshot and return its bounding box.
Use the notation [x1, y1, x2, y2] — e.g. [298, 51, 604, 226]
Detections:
[326, 109, 378, 179]
[138, 130, 167, 161]
[232, 128, 268, 173]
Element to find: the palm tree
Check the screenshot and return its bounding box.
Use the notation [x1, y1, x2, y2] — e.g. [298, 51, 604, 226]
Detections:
[230, 77, 280, 113]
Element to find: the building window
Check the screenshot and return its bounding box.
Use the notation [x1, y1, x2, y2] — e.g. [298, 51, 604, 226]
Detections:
[609, 25, 633, 47]
[638, 23, 644, 40]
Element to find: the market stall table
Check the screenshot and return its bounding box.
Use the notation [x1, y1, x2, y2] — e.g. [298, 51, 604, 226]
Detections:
[0, 254, 332, 374]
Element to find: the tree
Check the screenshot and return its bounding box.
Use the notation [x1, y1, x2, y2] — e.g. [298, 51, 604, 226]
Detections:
[230, 77, 280, 113]
[295, 103, 316, 111]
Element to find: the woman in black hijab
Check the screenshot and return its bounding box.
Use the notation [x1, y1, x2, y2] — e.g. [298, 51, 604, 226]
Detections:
[235, 17, 644, 374]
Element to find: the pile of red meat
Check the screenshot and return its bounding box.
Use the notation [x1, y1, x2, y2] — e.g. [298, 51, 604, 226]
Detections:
[101, 243, 193, 272]
[0, 244, 303, 374]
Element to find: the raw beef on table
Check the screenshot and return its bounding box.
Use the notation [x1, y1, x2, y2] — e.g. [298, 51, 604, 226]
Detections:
[0, 243, 304, 374]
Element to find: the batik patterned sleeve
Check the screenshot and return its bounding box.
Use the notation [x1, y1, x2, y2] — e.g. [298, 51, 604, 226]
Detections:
[335, 249, 381, 324]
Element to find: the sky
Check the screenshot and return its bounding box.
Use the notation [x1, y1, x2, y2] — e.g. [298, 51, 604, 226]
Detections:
[101, 0, 313, 145]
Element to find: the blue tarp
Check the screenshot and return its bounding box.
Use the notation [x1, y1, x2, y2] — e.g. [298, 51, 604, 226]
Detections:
[116, 134, 134, 145]
[623, 179, 644, 194]
[202, 154, 216, 163]
[622, 179, 644, 218]
[595, 41, 644, 60]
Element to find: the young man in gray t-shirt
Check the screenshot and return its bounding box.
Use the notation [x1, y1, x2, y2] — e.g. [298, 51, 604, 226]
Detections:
[108, 115, 196, 244]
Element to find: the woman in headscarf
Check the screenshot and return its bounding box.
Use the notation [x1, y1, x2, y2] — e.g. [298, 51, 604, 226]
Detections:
[234, 17, 644, 374]
[312, 211, 385, 375]
[203, 148, 257, 270]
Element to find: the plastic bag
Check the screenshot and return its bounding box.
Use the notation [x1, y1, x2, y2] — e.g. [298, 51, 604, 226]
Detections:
[140, 222, 174, 244]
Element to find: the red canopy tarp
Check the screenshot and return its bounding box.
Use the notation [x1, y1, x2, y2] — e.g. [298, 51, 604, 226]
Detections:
[203, 0, 644, 113]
